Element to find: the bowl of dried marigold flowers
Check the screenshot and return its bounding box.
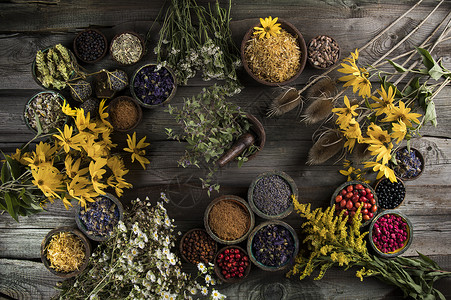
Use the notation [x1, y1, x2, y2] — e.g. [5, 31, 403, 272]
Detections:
[241, 17, 307, 86]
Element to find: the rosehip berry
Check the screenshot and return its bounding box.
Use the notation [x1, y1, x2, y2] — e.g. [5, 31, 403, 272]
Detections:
[235, 249, 239, 254]
[347, 185, 353, 192]
[346, 200, 353, 210]
[360, 189, 367, 196]
[363, 214, 370, 221]
[225, 249, 229, 254]
[341, 189, 347, 196]
[352, 195, 359, 202]
[335, 195, 342, 203]
[345, 192, 353, 199]
[340, 200, 346, 207]
[222, 270, 227, 275]
[371, 205, 377, 213]
[355, 202, 361, 208]
[362, 209, 368, 215]
[367, 193, 374, 199]
[370, 198, 376, 205]
[365, 188, 372, 194]
[355, 184, 364, 190]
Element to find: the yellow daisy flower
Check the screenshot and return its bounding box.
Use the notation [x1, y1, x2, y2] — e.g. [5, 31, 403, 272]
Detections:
[367, 141, 393, 165]
[10, 148, 30, 165]
[123, 132, 150, 169]
[74, 108, 97, 132]
[89, 158, 108, 194]
[391, 120, 407, 144]
[363, 161, 397, 182]
[371, 85, 396, 116]
[253, 16, 282, 39]
[65, 156, 88, 179]
[338, 50, 372, 98]
[31, 166, 63, 198]
[364, 123, 391, 144]
[53, 124, 84, 153]
[332, 96, 358, 129]
[342, 118, 362, 152]
[61, 100, 77, 117]
[339, 166, 356, 181]
[381, 100, 422, 128]
[98, 99, 112, 128]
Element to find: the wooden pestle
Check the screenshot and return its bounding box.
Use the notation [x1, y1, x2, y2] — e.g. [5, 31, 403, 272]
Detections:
[217, 133, 255, 167]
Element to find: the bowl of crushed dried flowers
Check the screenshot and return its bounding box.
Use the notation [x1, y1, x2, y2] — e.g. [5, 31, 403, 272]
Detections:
[40, 226, 91, 278]
[241, 17, 307, 86]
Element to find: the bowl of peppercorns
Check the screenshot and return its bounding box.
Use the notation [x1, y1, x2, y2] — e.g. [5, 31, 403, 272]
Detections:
[368, 210, 413, 258]
[73, 29, 108, 64]
[180, 228, 217, 265]
[375, 177, 406, 209]
[391, 147, 425, 181]
[75, 193, 124, 242]
[331, 181, 378, 227]
[214, 246, 251, 282]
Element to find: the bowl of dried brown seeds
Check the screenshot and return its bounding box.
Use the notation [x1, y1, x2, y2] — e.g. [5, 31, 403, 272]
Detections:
[307, 35, 340, 69]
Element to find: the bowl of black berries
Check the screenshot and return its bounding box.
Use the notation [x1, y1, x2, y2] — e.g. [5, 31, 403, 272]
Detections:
[130, 63, 177, 108]
[248, 170, 298, 220]
[247, 220, 299, 271]
[375, 177, 406, 209]
[73, 29, 108, 64]
[391, 146, 425, 181]
[75, 193, 124, 242]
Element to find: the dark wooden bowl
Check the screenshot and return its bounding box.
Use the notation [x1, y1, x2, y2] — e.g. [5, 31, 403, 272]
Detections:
[374, 176, 406, 210]
[246, 113, 266, 162]
[240, 19, 307, 86]
[246, 220, 299, 272]
[109, 31, 145, 66]
[368, 210, 413, 258]
[204, 195, 255, 245]
[247, 170, 298, 220]
[41, 226, 91, 278]
[107, 95, 143, 132]
[75, 193, 124, 242]
[392, 146, 425, 181]
[73, 28, 108, 64]
[307, 35, 340, 70]
[179, 228, 218, 265]
[214, 245, 251, 283]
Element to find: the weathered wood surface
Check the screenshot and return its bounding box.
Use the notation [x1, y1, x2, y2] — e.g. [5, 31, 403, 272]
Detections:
[1, 0, 451, 299]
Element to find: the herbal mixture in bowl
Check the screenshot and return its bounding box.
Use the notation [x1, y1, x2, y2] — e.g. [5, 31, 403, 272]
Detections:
[24, 91, 66, 133]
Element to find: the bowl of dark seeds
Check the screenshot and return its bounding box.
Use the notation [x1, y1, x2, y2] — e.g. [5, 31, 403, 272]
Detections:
[391, 147, 424, 181]
[75, 193, 124, 241]
[180, 228, 217, 265]
[247, 220, 299, 271]
[375, 177, 406, 209]
[248, 170, 298, 219]
[73, 29, 108, 64]
[24, 91, 67, 134]
[307, 35, 340, 69]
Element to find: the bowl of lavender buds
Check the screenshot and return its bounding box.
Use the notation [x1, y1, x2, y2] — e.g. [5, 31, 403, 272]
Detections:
[130, 63, 177, 108]
[247, 220, 299, 271]
[247, 170, 298, 220]
[391, 146, 425, 181]
[75, 193, 124, 242]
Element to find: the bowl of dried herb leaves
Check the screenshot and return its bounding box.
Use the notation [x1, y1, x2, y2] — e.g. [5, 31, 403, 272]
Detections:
[241, 17, 307, 86]
[41, 226, 91, 278]
[110, 31, 145, 66]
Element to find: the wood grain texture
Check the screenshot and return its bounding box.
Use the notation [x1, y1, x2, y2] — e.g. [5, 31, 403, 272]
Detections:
[0, 0, 451, 299]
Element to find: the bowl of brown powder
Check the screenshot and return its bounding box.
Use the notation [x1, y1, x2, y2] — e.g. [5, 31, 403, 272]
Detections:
[107, 96, 142, 132]
[204, 195, 255, 245]
[241, 19, 307, 86]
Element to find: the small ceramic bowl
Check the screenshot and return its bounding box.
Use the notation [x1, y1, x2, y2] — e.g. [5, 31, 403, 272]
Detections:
[73, 29, 108, 64]
[23, 90, 67, 134]
[374, 177, 406, 209]
[75, 193, 124, 242]
[240, 18, 307, 86]
[204, 195, 255, 245]
[307, 35, 340, 69]
[41, 226, 91, 278]
[107, 95, 143, 132]
[130, 63, 177, 108]
[391, 146, 425, 181]
[330, 180, 379, 227]
[179, 228, 218, 265]
[110, 31, 145, 66]
[247, 220, 299, 271]
[247, 170, 298, 219]
[368, 210, 413, 258]
[214, 245, 251, 283]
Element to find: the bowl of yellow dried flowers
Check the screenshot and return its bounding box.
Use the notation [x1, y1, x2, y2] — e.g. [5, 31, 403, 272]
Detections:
[241, 17, 307, 86]
[41, 226, 91, 278]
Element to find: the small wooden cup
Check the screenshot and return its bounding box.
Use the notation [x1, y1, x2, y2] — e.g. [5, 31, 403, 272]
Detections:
[214, 245, 251, 283]
[110, 31, 145, 66]
[73, 28, 108, 64]
[41, 226, 91, 278]
[392, 146, 425, 181]
[374, 177, 406, 210]
[107, 96, 143, 132]
[179, 228, 218, 265]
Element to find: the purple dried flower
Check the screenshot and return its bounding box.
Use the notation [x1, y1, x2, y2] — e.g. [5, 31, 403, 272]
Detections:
[133, 65, 175, 105]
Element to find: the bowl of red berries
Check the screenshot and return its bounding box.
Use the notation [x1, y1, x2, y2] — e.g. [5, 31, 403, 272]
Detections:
[214, 246, 251, 283]
[331, 181, 378, 227]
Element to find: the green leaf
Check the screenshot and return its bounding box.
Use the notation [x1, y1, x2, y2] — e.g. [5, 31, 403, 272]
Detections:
[417, 252, 440, 269]
[209, 137, 219, 144]
[388, 60, 408, 73]
[429, 63, 446, 81]
[416, 47, 436, 69]
[424, 100, 437, 127]
[34, 113, 43, 136]
[1, 162, 10, 183]
[0, 195, 7, 210]
[5, 192, 19, 222]
[4, 155, 21, 180]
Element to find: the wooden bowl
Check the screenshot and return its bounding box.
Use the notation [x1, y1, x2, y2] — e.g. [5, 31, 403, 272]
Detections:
[75, 193, 124, 242]
[391, 146, 425, 181]
[41, 226, 91, 278]
[368, 210, 413, 258]
[130, 63, 177, 108]
[247, 220, 299, 271]
[73, 28, 108, 64]
[330, 180, 379, 227]
[307, 35, 340, 69]
[247, 170, 298, 219]
[109, 31, 145, 66]
[246, 113, 266, 162]
[240, 18, 307, 86]
[179, 228, 218, 265]
[204, 195, 255, 245]
[214, 245, 251, 283]
[107, 95, 143, 132]
[374, 177, 406, 209]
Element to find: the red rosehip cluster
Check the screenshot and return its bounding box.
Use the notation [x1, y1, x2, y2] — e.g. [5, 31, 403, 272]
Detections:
[216, 248, 249, 280]
[334, 183, 377, 223]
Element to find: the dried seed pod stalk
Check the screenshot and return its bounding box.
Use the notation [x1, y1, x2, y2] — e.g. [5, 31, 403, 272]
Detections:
[307, 130, 344, 165]
[267, 87, 303, 117]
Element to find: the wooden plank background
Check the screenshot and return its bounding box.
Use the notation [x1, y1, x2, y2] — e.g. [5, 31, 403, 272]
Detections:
[0, 0, 450, 299]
